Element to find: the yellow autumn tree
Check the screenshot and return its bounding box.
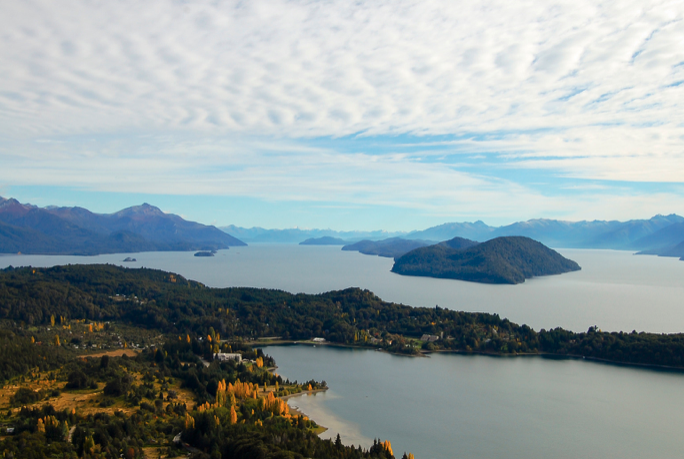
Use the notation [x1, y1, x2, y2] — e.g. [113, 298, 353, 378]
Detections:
[54, 335, 60, 346]
[260, 392, 289, 416]
[382, 440, 393, 456]
[36, 418, 45, 433]
[256, 357, 264, 368]
[184, 413, 195, 429]
[50, 315, 55, 327]
[230, 405, 238, 425]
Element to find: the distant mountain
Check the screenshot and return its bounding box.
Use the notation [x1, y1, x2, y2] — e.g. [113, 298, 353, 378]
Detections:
[405, 214, 684, 250]
[406, 221, 494, 242]
[632, 222, 684, 253]
[392, 236, 580, 284]
[342, 238, 435, 258]
[0, 197, 245, 255]
[299, 236, 347, 246]
[656, 240, 684, 258]
[220, 225, 404, 244]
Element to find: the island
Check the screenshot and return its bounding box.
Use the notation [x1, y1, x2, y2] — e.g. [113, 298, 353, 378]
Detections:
[391, 236, 580, 284]
[122, 256, 136, 262]
[341, 237, 434, 258]
[194, 250, 217, 257]
[299, 236, 347, 245]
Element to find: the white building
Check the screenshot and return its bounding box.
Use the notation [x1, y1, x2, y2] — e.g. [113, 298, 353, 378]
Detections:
[214, 352, 242, 362]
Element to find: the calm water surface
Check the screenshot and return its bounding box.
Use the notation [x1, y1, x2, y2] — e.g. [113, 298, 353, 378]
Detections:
[265, 345, 684, 459]
[2, 246, 683, 457]
[2, 245, 683, 333]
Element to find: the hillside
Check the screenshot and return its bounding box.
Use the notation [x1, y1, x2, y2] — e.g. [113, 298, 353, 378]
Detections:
[634, 222, 684, 254]
[342, 237, 434, 258]
[392, 236, 581, 284]
[0, 264, 681, 369]
[0, 197, 246, 255]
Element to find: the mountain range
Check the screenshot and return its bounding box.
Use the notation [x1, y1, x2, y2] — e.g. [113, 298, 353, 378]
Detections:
[219, 225, 404, 244]
[225, 214, 684, 258]
[0, 197, 245, 255]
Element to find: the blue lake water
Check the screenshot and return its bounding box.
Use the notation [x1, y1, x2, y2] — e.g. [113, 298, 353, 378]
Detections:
[2, 245, 683, 333]
[265, 345, 684, 459]
[2, 245, 684, 457]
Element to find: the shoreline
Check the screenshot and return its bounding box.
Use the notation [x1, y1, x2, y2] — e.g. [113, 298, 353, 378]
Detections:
[258, 339, 684, 373]
[280, 388, 329, 435]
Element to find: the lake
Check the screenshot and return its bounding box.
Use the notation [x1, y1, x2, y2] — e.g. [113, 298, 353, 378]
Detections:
[264, 344, 684, 459]
[2, 245, 683, 457]
[1, 245, 683, 333]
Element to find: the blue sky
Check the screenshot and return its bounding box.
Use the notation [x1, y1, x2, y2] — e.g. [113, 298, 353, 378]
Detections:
[1, 0, 683, 231]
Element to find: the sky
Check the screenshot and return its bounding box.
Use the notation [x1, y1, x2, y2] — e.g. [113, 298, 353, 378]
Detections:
[1, 0, 683, 231]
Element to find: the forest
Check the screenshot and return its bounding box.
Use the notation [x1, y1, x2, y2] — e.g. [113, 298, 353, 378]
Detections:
[0, 263, 682, 458]
[0, 264, 682, 369]
[0, 339, 403, 459]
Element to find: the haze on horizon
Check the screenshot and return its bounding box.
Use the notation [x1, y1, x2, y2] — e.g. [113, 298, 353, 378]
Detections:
[1, 0, 683, 232]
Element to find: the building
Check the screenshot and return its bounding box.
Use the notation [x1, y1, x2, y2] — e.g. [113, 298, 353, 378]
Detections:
[214, 352, 242, 362]
[420, 334, 440, 342]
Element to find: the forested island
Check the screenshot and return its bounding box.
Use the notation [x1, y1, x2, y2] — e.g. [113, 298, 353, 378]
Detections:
[392, 236, 581, 284]
[1, 264, 683, 458]
[341, 238, 432, 258]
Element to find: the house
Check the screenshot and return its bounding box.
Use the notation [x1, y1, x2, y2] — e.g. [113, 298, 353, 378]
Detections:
[420, 334, 440, 342]
[311, 337, 326, 343]
[214, 352, 242, 362]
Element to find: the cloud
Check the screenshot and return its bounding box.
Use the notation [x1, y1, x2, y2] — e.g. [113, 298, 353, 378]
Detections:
[0, 0, 683, 223]
[0, 135, 548, 217]
[1, 0, 682, 137]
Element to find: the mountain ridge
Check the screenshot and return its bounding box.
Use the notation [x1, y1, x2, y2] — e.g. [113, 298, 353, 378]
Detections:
[0, 197, 246, 255]
[225, 214, 684, 254]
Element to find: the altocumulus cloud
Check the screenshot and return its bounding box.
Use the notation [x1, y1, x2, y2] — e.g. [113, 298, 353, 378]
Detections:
[0, 0, 683, 220]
